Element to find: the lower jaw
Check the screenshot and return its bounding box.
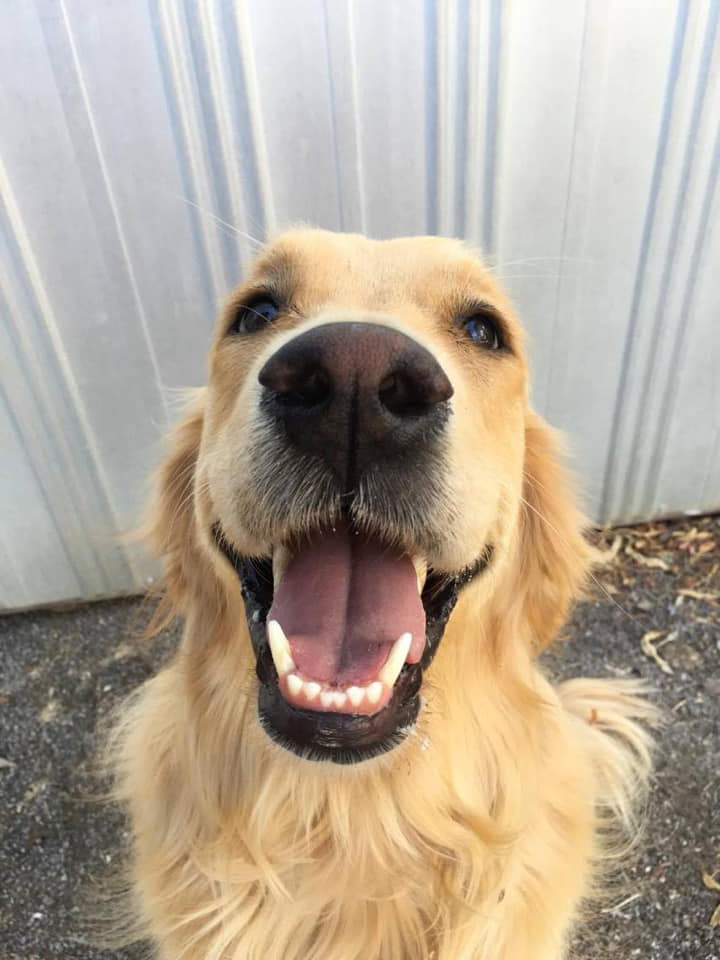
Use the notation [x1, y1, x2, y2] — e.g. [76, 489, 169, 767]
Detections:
[211, 524, 494, 763]
[256, 662, 424, 764]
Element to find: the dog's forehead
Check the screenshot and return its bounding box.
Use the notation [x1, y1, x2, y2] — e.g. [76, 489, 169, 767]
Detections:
[249, 229, 501, 309]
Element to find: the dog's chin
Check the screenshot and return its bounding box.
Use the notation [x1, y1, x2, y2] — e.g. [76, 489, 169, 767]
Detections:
[255, 668, 423, 764]
[212, 521, 492, 764]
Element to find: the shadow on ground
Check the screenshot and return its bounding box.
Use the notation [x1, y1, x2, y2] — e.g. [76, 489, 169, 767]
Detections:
[1, 516, 718, 960]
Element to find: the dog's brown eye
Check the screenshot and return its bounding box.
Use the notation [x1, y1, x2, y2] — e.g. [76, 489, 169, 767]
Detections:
[463, 314, 501, 349]
[229, 297, 279, 335]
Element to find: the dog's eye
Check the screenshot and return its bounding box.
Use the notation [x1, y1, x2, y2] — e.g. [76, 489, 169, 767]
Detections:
[229, 297, 279, 335]
[463, 314, 501, 350]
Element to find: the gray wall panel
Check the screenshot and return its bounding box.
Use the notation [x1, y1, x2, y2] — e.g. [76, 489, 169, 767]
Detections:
[1, 0, 718, 609]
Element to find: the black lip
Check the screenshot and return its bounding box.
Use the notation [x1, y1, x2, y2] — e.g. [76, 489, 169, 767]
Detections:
[257, 666, 422, 764]
[212, 523, 493, 763]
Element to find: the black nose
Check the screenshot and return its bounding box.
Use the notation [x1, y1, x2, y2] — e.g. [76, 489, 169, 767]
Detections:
[258, 322, 453, 486]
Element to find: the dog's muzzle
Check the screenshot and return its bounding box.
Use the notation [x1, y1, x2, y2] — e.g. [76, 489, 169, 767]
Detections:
[215, 322, 492, 763]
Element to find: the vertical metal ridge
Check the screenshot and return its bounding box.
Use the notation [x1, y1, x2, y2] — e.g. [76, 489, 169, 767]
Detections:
[435, 0, 471, 239]
[598, 0, 690, 523]
[0, 374, 83, 595]
[453, 0, 471, 238]
[182, 0, 238, 288]
[159, 0, 228, 297]
[424, 0, 439, 236]
[321, 0, 346, 231]
[647, 126, 720, 511]
[464, 0, 489, 249]
[643, 3, 720, 514]
[0, 524, 28, 609]
[203, 0, 268, 272]
[323, 0, 365, 234]
[58, 0, 169, 423]
[700, 400, 720, 506]
[621, 9, 713, 514]
[148, 0, 215, 308]
[544, 0, 591, 410]
[435, 0, 452, 236]
[234, 0, 276, 234]
[0, 179, 136, 593]
[436, 0, 471, 238]
[151, 0, 269, 286]
[347, 1, 367, 235]
[482, 0, 502, 255]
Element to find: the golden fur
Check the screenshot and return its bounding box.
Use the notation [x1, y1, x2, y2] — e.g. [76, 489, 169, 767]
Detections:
[110, 230, 655, 959]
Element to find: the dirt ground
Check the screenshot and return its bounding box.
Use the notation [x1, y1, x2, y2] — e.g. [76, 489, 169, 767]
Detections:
[1, 515, 718, 960]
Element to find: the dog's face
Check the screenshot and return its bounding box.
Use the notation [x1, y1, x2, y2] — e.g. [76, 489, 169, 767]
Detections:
[182, 229, 536, 763]
[156, 229, 585, 765]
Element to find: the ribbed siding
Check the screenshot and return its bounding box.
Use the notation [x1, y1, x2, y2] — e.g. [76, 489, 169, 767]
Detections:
[1, 0, 718, 608]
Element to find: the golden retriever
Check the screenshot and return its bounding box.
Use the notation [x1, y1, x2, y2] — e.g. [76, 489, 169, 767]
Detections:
[111, 229, 655, 959]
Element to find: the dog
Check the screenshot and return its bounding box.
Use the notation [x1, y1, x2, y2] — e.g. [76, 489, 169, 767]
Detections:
[110, 229, 655, 959]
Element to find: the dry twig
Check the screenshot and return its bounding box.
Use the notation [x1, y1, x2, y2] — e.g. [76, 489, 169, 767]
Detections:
[678, 589, 718, 604]
[625, 545, 670, 571]
[640, 630, 674, 675]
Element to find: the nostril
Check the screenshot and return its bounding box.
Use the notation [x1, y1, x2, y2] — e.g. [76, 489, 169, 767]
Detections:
[378, 372, 398, 399]
[379, 371, 422, 417]
[290, 368, 331, 407]
[379, 364, 453, 417]
[259, 357, 331, 409]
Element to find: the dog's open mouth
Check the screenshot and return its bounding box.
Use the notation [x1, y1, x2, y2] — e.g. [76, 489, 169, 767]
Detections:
[213, 519, 492, 763]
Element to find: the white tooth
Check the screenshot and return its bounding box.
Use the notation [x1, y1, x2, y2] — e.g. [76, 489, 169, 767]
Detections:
[272, 545, 292, 587]
[332, 692, 347, 709]
[321, 690, 335, 709]
[412, 556, 427, 594]
[287, 673, 302, 697]
[267, 620, 295, 676]
[378, 632, 412, 688]
[304, 681, 321, 701]
[366, 682, 383, 705]
[346, 686, 365, 707]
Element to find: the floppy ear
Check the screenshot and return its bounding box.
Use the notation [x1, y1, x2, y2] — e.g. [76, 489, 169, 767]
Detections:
[143, 392, 210, 630]
[499, 411, 592, 654]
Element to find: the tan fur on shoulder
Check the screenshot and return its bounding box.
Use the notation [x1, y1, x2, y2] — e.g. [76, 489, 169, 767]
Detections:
[109, 230, 655, 960]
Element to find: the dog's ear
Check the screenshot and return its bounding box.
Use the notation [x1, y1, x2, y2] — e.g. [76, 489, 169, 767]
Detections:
[144, 392, 208, 630]
[496, 411, 592, 654]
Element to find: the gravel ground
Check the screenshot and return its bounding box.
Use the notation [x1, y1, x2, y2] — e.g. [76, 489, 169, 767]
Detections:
[1, 516, 718, 960]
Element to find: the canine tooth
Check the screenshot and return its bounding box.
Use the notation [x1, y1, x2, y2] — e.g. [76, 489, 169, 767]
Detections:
[304, 681, 321, 701]
[332, 692, 347, 709]
[320, 690, 335, 709]
[272, 546, 292, 587]
[378, 632, 412, 688]
[267, 620, 295, 676]
[346, 686, 365, 707]
[412, 556, 428, 594]
[366, 682, 383, 705]
[287, 673, 303, 697]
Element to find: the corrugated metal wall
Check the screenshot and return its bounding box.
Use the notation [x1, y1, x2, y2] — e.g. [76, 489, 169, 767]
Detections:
[1, 0, 719, 610]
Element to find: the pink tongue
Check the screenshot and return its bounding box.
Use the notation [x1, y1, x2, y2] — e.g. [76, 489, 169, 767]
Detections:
[268, 524, 425, 685]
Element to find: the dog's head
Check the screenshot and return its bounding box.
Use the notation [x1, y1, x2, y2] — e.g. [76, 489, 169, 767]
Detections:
[150, 230, 589, 764]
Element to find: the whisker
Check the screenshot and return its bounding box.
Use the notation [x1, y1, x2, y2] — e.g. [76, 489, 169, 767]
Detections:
[173, 194, 266, 249]
[492, 273, 576, 282]
[487, 255, 594, 271]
